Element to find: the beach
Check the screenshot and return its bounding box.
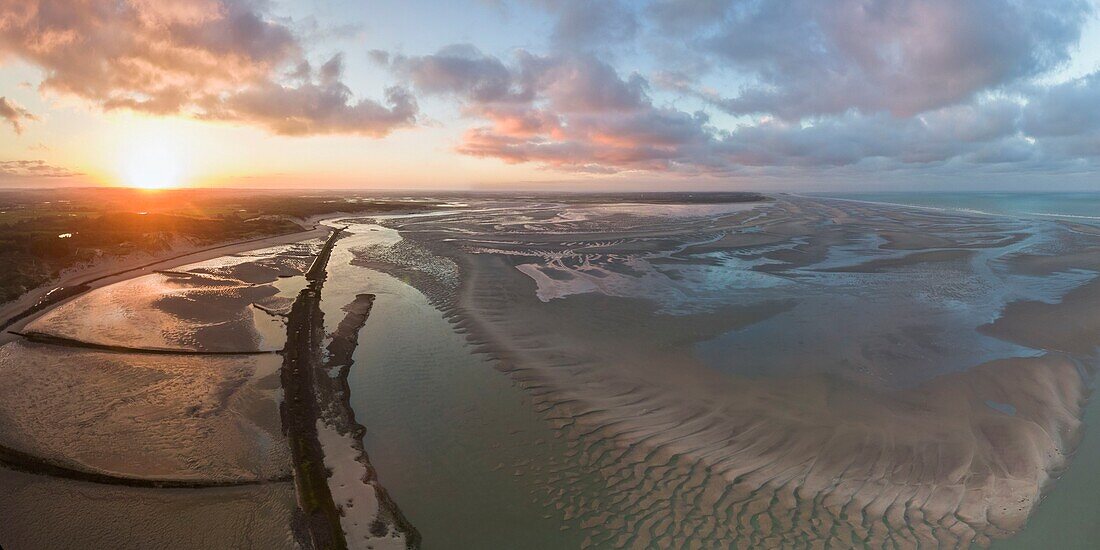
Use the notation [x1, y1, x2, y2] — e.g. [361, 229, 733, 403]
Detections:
[347, 194, 1100, 547]
[1, 193, 1099, 548]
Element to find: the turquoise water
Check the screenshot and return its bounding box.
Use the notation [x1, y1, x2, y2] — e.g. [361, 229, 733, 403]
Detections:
[817, 192, 1100, 223]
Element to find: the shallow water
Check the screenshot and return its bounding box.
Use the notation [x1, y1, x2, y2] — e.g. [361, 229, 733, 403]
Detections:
[339, 195, 1100, 547]
[995, 377, 1100, 549]
[321, 221, 592, 548]
[3, 193, 1100, 548]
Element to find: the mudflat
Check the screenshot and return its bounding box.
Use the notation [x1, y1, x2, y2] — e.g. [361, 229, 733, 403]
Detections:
[2, 193, 1099, 548]
[347, 194, 1100, 547]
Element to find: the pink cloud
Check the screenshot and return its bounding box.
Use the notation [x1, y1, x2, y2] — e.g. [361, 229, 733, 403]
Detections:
[386, 47, 711, 173]
[0, 0, 416, 136]
[0, 96, 38, 134]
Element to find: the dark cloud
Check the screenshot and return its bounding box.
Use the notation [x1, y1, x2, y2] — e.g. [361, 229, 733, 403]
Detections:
[1021, 72, 1100, 158]
[650, 0, 1091, 118]
[646, 0, 727, 35]
[0, 0, 416, 137]
[387, 44, 533, 103]
[0, 96, 37, 134]
[388, 46, 649, 111]
[714, 100, 1028, 168]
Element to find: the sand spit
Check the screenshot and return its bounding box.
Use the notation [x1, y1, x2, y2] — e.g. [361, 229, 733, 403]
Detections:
[317, 293, 421, 549]
[10, 330, 280, 355]
[280, 228, 418, 550]
[351, 195, 1100, 547]
[982, 275, 1100, 356]
[0, 443, 290, 489]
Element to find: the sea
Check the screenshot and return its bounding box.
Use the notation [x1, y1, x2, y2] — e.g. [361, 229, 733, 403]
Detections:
[816, 192, 1100, 225]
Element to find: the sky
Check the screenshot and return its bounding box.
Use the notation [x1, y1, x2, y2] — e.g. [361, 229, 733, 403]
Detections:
[2, 0, 1100, 191]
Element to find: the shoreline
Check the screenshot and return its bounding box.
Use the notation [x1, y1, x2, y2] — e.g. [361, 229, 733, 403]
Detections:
[0, 221, 332, 342]
[351, 194, 1100, 547]
[0, 215, 416, 548]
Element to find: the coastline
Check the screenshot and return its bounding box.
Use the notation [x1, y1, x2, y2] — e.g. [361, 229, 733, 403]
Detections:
[3, 194, 1099, 547]
[0, 220, 332, 342]
[348, 194, 1100, 547]
[0, 213, 421, 549]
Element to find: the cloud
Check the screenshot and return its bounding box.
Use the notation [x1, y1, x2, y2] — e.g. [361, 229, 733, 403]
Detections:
[386, 43, 1100, 176]
[714, 100, 1029, 168]
[5, 0, 1100, 182]
[201, 54, 417, 136]
[1023, 72, 1100, 138]
[649, 0, 1091, 118]
[371, 1, 1100, 178]
[537, 0, 638, 52]
[0, 159, 82, 178]
[0, 0, 416, 136]
[1021, 72, 1100, 157]
[0, 97, 38, 134]
[384, 46, 717, 172]
[387, 44, 531, 103]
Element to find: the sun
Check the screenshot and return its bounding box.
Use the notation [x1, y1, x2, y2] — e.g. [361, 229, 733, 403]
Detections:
[122, 140, 183, 189]
[115, 122, 188, 189]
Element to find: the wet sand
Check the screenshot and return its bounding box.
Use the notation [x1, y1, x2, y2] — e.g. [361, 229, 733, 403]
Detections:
[0, 342, 289, 483]
[3, 193, 1099, 548]
[0, 222, 331, 343]
[21, 240, 321, 352]
[348, 194, 1100, 547]
[0, 232, 328, 549]
[0, 467, 299, 549]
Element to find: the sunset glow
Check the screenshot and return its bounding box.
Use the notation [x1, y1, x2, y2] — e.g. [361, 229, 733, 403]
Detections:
[0, 0, 1099, 191]
[119, 144, 183, 190]
[6, 3, 1100, 549]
